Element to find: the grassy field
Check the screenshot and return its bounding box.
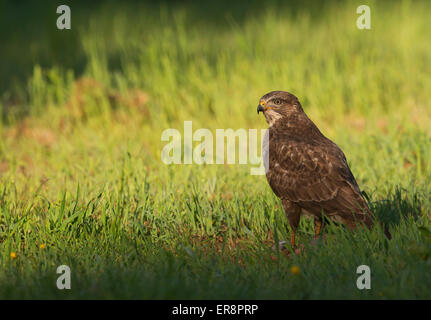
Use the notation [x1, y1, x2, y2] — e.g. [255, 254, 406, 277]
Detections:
[0, 0, 430, 299]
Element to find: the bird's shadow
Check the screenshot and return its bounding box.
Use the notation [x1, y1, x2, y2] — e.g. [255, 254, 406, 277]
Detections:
[364, 186, 423, 228]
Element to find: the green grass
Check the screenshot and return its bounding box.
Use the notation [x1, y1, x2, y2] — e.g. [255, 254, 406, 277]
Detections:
[0, 0, 431, 299]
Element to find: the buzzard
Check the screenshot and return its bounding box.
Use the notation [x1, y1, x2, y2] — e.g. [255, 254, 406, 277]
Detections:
[257, 91, 390, 249]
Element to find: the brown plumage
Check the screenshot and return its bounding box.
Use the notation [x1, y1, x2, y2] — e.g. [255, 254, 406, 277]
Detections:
[257, 91, 390, 248]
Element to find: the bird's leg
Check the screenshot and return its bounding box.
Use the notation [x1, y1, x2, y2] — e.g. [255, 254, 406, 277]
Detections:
[314, 217, 323, 239]
[281, 199, 301, 250]
[290, 230, 296, 249]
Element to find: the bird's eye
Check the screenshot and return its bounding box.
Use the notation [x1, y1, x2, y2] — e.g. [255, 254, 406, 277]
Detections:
[273, 99, 282, 105]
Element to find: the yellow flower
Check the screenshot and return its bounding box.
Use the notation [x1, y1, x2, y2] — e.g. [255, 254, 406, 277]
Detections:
[10, 252, 17, 260]
[290, 265, 300, 275]
[39, 244, 46, 249]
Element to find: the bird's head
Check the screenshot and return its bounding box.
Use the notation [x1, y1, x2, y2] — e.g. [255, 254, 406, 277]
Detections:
[257, 91, 302, 125]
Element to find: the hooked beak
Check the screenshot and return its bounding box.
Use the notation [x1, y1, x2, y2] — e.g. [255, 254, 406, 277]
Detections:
[257, 104, 264, 114]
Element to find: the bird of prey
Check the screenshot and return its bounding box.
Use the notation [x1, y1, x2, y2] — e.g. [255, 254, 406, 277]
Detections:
[257, 91, 390, 249]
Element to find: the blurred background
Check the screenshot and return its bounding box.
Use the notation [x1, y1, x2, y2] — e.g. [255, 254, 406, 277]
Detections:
[1, 0, 430, 123]
[1, 0, 430, 194]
